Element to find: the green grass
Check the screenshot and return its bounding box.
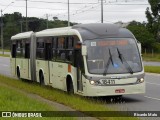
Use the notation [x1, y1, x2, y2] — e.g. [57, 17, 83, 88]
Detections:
[0, 75, 139, 120]
[0, 86, 55, 111]
[0, 85, 74, 120]
[142, 53, 160, 62]
[0, 54, 10, 57]
[144, 66, 160, 74]
[4, 49, 10, 52]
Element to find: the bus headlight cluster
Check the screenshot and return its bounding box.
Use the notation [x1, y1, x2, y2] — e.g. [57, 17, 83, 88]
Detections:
[137, 78, 144, 83]
[89, 80, 101, 86]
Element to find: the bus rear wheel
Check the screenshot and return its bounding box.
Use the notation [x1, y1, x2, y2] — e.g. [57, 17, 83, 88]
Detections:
[17, 67, 20, 79]
[39, 72, 44, 85]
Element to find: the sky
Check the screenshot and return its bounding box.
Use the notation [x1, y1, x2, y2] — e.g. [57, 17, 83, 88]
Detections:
[0, 0, 150, 24]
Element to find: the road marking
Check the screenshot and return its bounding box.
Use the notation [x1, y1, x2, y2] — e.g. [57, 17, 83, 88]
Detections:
[146, 82, 160, 86]
[144, 96, 160, 101]
[0, 64, 9, 67]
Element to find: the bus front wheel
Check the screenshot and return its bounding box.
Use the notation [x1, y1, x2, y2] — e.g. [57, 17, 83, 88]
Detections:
[66, 76, 74, 94]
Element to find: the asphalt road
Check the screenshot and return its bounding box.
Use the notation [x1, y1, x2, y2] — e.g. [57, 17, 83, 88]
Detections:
[143, 61, 160, 66]
[0, 57, 160, 119]
[0, 57, 11, 76]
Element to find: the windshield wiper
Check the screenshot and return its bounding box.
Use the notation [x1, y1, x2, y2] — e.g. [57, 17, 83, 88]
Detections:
[103, 48, 113, 76]
[117, 48, 133, 74]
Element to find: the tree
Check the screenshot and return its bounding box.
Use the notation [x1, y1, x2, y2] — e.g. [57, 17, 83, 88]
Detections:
[145, 0, 160, 42]
[53, 16, 58, 21]
[1, 12, 77, 49]
[127, 21, 156, 51]
[28, 18, 40, 32]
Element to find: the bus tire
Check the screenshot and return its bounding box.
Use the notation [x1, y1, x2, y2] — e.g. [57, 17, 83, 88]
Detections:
[17, 67, 20, 79]
[39, 71, 44, 85]
[66, 76, 74, 94]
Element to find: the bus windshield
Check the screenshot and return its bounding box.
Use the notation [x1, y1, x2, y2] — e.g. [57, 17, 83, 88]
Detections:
[85, 38, 142, 74]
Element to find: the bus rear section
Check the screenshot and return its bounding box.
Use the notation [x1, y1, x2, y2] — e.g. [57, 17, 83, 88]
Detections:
[10, 31, 34, 80]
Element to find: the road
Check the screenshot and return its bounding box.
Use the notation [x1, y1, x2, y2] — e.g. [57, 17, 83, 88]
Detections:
[143, 61, 160, 66]
[0, 57, 160, 119]
[0, 57, 11, 76]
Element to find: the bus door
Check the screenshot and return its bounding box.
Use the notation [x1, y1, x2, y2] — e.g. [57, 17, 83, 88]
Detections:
[75, 50, 83, 92]
[11, 43, 16, 76]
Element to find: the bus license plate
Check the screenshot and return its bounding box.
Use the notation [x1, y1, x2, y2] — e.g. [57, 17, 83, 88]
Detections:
[101, 79, 115, 85]
[115, 89, 125, 93]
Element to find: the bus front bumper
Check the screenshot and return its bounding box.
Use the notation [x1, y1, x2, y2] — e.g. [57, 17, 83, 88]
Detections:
[83, 81, 145, 96]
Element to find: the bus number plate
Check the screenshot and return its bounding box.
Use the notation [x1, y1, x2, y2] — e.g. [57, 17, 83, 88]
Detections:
[102, 79, 115, 85]
[115, 89, 125, 93]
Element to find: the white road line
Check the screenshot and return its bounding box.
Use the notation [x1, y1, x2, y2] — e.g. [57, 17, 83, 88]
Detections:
[0, 64, 9, 67]
[144, 96, 160, 101]
[146, 82, 160, 86]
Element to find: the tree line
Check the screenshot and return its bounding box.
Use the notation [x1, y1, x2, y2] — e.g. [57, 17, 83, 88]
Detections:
[0, 12, 76, 49]
[0, 0, 160, 52]
[127, 0, 160, 53]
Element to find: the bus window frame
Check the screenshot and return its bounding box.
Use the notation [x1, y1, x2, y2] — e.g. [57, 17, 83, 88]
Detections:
[11, 41, 17, 58]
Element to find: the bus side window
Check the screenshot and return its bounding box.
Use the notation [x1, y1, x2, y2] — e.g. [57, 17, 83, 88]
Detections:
[66, 36, 74, 63]
[25, 40, 30, 58]
[11, 43, 16, 58]
[68, 36, 74, 49]
[16, 40, 24, 58]
[36, 38, 45, 59]
[57, 36, 66, 61]
[45, 37, 52, 60]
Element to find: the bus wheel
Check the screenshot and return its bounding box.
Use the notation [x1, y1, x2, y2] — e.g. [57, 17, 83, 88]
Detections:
[39, 72, 44, 85]
[66, 76, 74, 94]
[17, 67, 20, 79]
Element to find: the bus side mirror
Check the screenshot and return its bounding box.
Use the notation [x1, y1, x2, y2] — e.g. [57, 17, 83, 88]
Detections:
[82, 45, 87, 56]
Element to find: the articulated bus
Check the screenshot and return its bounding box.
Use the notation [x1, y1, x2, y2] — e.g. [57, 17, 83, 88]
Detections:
[10, 23, 145, 96]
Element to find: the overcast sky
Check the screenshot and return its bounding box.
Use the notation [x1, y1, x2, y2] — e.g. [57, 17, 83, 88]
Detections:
[0, 0, 150, 24]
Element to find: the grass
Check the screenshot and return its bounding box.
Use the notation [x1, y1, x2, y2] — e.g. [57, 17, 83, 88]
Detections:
[144, 66, 160, 74]
[0, 74, 139, 120]
[4, 49, 10, 52]
[0, 84, 74, 120]
[0, 54, 10, 57]
[142, 53, 160, 62]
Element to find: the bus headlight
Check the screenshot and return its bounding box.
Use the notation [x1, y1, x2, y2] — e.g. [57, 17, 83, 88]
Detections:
[90, 80, 95, 85]
[89, 80, 101, 85]
[137, 78, 144, 83]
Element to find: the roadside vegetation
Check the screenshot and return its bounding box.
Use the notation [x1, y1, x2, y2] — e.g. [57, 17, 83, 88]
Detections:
[144, 66, 160, 74]
[142, 53, 160, 62]
[0, 74, 139, 120]
[4, 49, 10, 52]
[0, 84, 74, 120]
[0, 54, 10, 57]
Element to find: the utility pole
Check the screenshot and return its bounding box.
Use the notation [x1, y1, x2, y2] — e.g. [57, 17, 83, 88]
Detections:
[46, 14, 48, 29]
[68, 0, 70, 26]
[101, 0, 103, 23]
[26, 0, 28, 31]
[98, 0, 105, 23]
[0, 2, 14, 54]
[1, 9, 4, 54]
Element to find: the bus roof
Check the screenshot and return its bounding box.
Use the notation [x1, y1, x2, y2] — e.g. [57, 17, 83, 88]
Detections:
[11, 31, 33, 40]
[72, 23, 135, 40]
[11, 23, 135, 41]
[36, 27, 72, 37]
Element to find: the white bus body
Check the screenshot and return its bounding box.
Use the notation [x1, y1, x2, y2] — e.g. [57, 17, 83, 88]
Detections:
[11, 23, 145, 96]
